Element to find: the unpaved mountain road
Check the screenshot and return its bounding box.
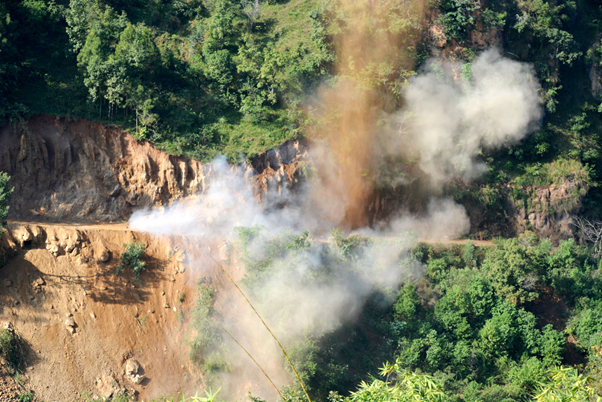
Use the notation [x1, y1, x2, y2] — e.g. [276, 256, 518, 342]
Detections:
[7, 220, 494, 246]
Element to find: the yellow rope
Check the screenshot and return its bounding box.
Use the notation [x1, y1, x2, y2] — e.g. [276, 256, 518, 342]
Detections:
[209, 255, 312, 402]
[220, 326, 285, 400]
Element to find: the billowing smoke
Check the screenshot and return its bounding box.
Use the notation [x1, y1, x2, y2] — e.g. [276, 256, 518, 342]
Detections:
[130, 156, 325, 237]
[130, 156, 270, 237]
[387, 198, 470, 240]
[388, 48, 542, 186]
[128, 49, 543, 400]
[129, 160, 423, 399]
[309, 47, 542, 229]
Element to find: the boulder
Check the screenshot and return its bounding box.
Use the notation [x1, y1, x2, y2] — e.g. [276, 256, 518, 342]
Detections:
[125, 359, 146, 385]
[97, 249, 111, 263]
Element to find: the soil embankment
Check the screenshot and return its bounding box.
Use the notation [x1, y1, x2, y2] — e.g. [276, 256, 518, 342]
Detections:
[0, 221, 210, 401]
[0, 115, 310, 401]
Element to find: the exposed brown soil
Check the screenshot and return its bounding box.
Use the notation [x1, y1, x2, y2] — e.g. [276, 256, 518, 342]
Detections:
[0, 221, 215, 402]
[0, 115, 311, 401]
[0, 364, 23, 402]
[0, 115, 205, 222]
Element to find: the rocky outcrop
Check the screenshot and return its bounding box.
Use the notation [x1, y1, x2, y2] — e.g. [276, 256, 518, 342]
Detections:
[0, 115, 207, 221]
[95, 374, 126, 399]
[251, 139, 309, 197]
[0, 115, 309, 222]
[455, 181, 585, 242]
[510, 182, 584, 242]
[125, 358, 146, 385]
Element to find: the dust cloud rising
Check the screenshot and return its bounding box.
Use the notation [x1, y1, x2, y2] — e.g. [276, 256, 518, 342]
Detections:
[129, 5, 542, 400]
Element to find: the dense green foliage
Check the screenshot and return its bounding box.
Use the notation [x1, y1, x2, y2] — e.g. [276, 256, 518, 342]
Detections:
[116, 241, 146, 280]
[214, 229, 602, 402]
[0, 172, 14, 236]
[0, 0, 334, 160]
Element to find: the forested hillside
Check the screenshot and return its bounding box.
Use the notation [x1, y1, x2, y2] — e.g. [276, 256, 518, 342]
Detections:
[223, 230, 602, 402]
[3, 0, 602, 213]
[3, 0, 602, 401]
[1, 0, 333, 159]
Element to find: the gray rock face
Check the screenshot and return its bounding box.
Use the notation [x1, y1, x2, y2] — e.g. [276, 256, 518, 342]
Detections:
[511, 182, 585, 242]
[125, 358, 146, 384]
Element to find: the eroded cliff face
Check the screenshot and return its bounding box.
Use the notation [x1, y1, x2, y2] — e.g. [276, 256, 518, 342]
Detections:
[0, 114, 586, 244]
[0, 115, 309, 223]
[455, 181, 585, 242]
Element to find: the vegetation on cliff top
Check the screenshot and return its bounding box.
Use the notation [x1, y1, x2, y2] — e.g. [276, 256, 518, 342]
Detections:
[0, 172, 14, 237]
[2, 0, 602, 214]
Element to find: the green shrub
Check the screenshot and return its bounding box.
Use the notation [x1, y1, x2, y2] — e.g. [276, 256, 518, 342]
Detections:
[438, 0, 480, 42]
[512, 159, 591, 193]
[534, 366, 600, 402]
[348, 359, 448, 402]
[481, 238, 544, 305]
[117, 241, 146, 281]
[189, 279, 226, 375]
[17, 392, 33, 402]
[0, 327, 24, 373]
[330, 229, 371, 260]
[567, 302, 602, 350]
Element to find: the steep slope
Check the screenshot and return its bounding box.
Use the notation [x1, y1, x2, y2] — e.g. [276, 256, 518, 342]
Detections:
[0, 115, 310, 401]
[0, 115, 308, 223]
[0, 221, 204, 401]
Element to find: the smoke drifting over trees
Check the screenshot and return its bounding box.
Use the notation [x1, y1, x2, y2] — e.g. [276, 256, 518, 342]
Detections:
[128, 48, 543, 397]
[395, 49, 543, 186]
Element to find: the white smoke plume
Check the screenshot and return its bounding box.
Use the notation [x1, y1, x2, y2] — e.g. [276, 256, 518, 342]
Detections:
[128, 49, 543, 399]
[129, 157, 423, 399]
[130, 156, 319, 237]
[384, 48, 542, 186]
[387, 198, 470, 240]
[129, 156, 265, 237]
